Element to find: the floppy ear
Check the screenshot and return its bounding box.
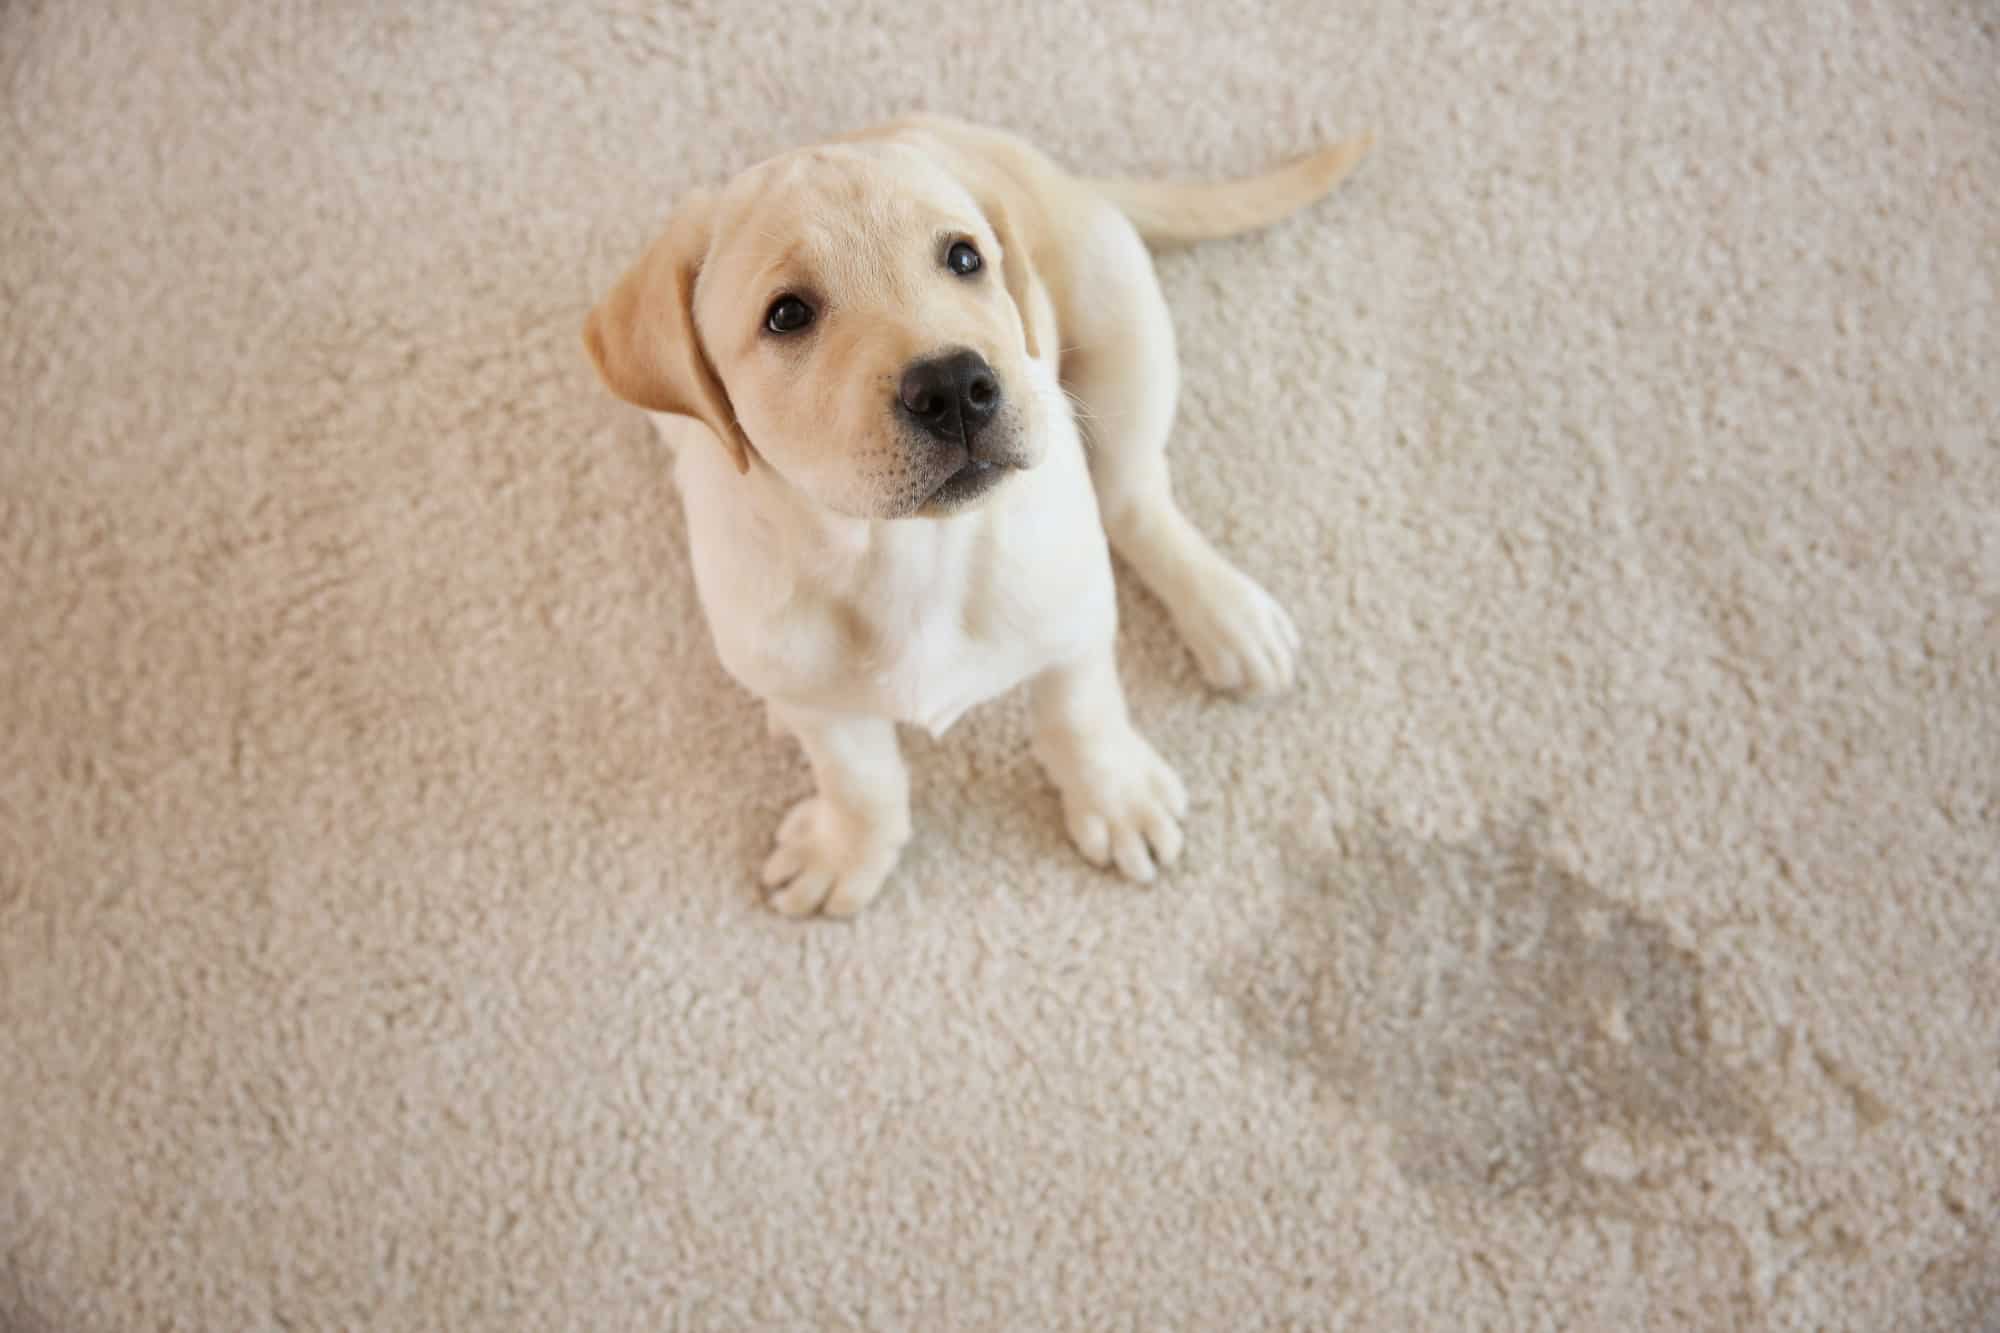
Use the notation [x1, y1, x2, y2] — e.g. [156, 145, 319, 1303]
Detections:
[978, 190, 1047, 362]
[582, 190, 752, 473]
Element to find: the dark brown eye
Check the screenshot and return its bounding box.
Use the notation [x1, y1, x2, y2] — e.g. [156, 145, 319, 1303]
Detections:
[765, 295, 814, 334]
[946, 241, 982, 276]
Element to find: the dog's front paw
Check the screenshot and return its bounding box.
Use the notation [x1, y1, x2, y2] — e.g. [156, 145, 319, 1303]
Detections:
[1170, 564, 1300, 695]
[1047, 730, 1190, 883]
[760, 798, 907, 918]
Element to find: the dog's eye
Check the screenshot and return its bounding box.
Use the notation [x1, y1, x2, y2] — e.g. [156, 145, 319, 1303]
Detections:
[764, 295, 814, 335]
[946, 241, 982, 276]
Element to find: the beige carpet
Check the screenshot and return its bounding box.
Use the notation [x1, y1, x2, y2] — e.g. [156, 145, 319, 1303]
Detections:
[4, 1, 1996, 1328]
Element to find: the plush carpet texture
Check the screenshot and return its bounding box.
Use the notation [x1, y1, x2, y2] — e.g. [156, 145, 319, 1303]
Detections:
[3, 1, 1996, 1328]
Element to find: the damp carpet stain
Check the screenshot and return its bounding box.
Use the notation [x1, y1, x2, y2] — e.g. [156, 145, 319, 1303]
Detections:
[1227, 815, 1773, 1214]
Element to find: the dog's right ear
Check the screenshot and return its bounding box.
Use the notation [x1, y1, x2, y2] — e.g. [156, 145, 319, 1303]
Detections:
[977, 189, 1048, 363]
[583, 190, 752, 473]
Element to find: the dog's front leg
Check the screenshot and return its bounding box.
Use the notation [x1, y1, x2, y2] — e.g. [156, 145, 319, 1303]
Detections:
[760, 705, 911, 918]
[1029, 642, 1189, 883]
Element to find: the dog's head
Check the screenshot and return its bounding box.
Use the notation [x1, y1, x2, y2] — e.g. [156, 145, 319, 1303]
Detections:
[585, 140, 1050, 519]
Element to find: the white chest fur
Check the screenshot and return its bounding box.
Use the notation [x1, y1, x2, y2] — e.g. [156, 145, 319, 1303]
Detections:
[665, 389, 1115, 736]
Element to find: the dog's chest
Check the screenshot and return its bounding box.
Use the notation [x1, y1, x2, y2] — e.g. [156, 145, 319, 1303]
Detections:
[765, 511, 1104, 735]
[689, 457, 1108, 736]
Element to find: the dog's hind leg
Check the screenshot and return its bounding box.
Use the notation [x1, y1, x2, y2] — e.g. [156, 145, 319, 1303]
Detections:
[1058, 205, 1300, 695]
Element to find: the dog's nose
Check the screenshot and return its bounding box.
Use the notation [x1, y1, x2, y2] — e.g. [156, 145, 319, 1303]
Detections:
[897, 349, 1001, 445]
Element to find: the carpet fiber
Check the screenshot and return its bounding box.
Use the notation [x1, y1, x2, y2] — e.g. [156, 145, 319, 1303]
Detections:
[4, 1, 1996, 1328]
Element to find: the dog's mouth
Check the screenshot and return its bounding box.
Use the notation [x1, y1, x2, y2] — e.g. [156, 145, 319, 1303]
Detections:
[918, 457, 1012, 514]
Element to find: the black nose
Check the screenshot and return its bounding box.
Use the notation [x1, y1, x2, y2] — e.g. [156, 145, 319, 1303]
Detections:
[897, 349, 1001, 445]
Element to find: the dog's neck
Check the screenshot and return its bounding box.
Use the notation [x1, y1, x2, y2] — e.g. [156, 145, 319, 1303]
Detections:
[734, 451, 990, 560]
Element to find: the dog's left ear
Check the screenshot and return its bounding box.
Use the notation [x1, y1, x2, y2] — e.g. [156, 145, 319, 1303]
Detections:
[583, 189, 753, 474]
[977, 190, 1048, 362]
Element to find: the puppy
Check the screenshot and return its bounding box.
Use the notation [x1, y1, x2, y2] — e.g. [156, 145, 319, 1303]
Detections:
[584, 115, 1370, 916]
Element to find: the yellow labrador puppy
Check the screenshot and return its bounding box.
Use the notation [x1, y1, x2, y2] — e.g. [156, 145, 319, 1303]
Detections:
[585, 115, 1369, 916]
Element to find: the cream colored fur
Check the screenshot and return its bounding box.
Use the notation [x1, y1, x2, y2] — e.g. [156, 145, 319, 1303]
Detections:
[6, 3, 1995, 1328]
[587, 117, 1365, 914]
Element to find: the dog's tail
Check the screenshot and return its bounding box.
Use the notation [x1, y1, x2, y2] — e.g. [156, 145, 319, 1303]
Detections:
[1088, 132, 1374, 246]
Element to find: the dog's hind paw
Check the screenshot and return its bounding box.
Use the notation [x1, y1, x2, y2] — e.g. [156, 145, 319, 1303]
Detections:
[1169, 563, 1300, 695]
